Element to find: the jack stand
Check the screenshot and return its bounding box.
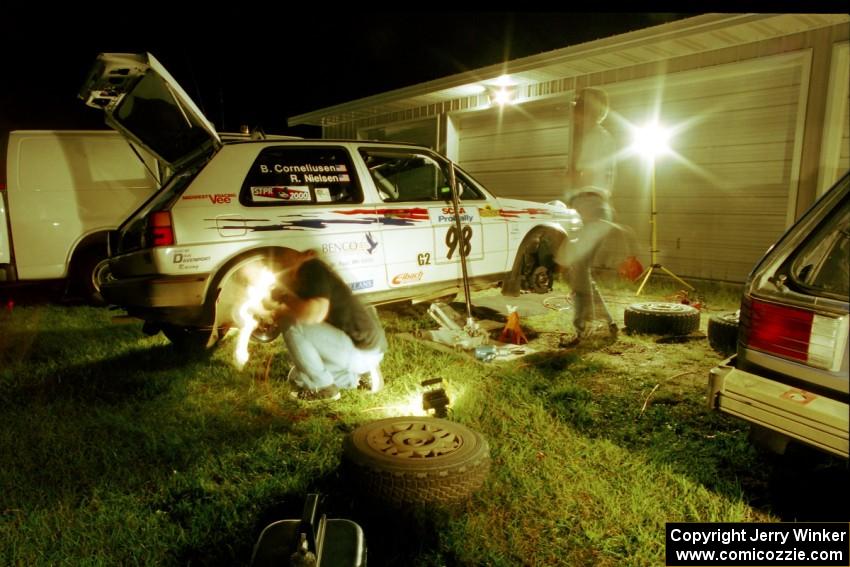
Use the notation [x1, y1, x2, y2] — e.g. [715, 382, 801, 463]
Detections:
[499, 306, 528, 345]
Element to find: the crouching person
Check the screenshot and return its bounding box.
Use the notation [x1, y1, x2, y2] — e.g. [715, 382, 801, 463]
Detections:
[266, 249, 387, 401]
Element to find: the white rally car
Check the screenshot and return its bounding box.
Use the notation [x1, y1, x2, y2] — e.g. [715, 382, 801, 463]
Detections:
[79, 52, 581, 347]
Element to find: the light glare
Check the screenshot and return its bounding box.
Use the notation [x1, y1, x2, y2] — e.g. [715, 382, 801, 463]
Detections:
[234, 268, 277, 369]
[632, 122, 672, 159]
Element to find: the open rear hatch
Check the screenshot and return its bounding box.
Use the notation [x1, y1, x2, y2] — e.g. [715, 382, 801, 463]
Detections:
[79, 52, 221, 172]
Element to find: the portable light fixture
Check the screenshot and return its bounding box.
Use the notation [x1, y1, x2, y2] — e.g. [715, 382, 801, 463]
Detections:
[630, 120, 694, 296]
[421, 377, 450, 418]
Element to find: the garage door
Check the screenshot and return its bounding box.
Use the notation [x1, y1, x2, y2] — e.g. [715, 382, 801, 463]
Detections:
[604, 61, 805, 282]
[455, 98, 571, 203]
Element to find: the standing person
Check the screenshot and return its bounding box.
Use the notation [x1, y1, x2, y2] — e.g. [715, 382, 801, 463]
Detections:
[264, 249, 387, 401]
[557, 87, 620, 347]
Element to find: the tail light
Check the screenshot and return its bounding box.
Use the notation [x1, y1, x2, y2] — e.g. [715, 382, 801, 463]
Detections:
[740, 296, 848, 371]
[149, 211, 174, 247]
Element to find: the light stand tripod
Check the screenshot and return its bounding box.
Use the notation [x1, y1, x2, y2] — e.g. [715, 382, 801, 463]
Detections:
[635, 157, 693, 296]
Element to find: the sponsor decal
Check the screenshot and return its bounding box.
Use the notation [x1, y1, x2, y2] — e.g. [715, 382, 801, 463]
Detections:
[182, 193, 236, 204]
[251, 186, 311, 202]
[315, 187, 332, 202]
[391, 271, 424, 285]
[171, 251, 212, 270]
[348, 279, 374, 291]
[365, 232, 378, 254]
[320, 232, 379, 256]
[478, 206, 502, 218]
[431, 206, 477, 224]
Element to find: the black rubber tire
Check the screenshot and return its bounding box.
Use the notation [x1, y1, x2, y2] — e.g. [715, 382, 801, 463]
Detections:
[624, 302, 700, 335]
[343, 417, 490, 507]
[708, 311, 739, 355]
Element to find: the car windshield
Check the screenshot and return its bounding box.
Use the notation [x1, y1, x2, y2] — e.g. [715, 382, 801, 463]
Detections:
[789, 194, 850, 300]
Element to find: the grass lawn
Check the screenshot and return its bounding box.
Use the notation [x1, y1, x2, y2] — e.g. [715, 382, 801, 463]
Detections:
[1, 274, 846, 566]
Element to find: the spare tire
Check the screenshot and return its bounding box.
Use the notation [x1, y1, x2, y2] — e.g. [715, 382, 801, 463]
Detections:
[343, 416, 490, 507]
[624, 302, 700, 335]
[708, 311, 739, 355]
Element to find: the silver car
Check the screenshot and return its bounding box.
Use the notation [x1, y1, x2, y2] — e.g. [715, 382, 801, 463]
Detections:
[708, 171, 849, 459]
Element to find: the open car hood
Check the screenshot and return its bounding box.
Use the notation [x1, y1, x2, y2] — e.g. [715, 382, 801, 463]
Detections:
[79, 52, 221, 171]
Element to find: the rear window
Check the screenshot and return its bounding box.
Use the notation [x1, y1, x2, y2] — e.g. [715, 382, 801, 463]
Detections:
[240, 147, 361, 206]
[789, 194, 849, 300]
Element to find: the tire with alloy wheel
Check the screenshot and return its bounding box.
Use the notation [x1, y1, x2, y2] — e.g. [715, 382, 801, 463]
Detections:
[708, 311, 739, 355]
[624, 302, 700, 335]
[343, 417, 490, 507]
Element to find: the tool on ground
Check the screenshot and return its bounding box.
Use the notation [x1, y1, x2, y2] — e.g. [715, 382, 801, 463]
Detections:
[421, 377, 451, 418]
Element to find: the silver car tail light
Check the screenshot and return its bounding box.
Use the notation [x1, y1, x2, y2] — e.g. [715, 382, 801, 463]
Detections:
[741, 296, 848, 371]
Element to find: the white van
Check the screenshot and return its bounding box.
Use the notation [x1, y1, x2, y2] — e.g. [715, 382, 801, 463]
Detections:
[0, 130, 160, 301]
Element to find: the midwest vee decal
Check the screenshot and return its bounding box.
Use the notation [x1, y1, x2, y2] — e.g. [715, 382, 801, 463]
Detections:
[182, 193, 236, 204]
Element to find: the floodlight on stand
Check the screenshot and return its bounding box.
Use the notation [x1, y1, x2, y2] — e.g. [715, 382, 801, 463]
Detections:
[421, 378, 450, 418]
[630, 120, 693, 296]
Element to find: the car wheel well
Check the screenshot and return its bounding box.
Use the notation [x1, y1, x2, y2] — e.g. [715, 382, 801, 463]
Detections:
[502, 226, 565, 296]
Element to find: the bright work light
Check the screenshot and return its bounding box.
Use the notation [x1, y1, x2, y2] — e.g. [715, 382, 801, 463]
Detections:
[630, 119, 693, 295]
[632, 121, 672, 160]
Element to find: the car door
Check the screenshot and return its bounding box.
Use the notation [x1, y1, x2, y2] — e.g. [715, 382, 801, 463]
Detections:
[357, 147, 491, 291]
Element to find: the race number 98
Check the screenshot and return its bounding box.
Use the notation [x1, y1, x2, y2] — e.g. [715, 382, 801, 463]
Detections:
[445, 225, 472, 260]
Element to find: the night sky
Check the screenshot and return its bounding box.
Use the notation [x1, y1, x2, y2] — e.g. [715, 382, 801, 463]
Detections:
[2, 13, 692, 139]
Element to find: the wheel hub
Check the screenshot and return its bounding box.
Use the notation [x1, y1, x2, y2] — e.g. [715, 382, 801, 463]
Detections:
[366, 420, 462, 459]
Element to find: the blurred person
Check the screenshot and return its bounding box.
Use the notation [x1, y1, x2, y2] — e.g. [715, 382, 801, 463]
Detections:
[264, 249, 387, 401]
[557, 87, 620, 347]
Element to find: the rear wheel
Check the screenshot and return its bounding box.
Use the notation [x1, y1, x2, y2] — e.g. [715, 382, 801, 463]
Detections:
[624, 302, 700, 335]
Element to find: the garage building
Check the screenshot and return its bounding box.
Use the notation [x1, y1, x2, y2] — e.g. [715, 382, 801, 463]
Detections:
[289, 13, 850, 283]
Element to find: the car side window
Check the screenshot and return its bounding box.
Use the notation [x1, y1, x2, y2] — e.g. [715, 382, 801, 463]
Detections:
[240, 147, 361, 206]
[789, 197, 849, 299]
[359, 148, 484, 202]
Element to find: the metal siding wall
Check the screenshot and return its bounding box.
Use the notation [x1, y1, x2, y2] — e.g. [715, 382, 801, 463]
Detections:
[455, 62, 803, 283]
[603, 65, 802, 282]
[456, 100, 571, 203]
[841, 92, 850, 172]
